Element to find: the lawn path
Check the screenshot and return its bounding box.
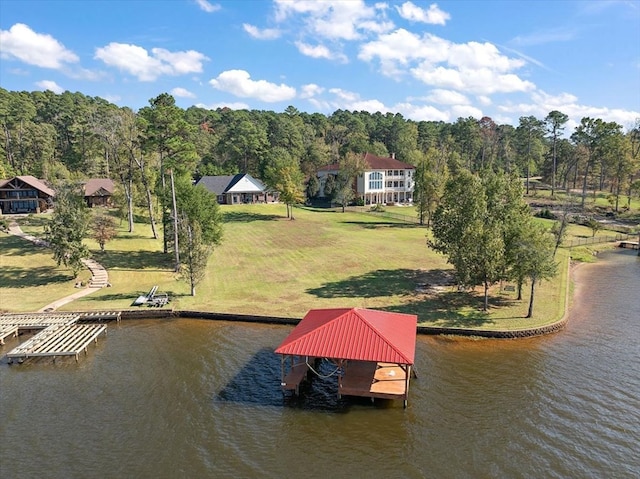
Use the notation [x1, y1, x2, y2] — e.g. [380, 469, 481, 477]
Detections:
[7, 221, 109, 312]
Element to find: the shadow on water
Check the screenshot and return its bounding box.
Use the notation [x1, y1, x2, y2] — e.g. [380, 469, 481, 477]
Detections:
[215, 348, 357, 412]
[222, 211, 281, 223]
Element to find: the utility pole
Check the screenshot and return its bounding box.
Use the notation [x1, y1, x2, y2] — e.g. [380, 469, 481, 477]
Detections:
[169, 169, 180, 272]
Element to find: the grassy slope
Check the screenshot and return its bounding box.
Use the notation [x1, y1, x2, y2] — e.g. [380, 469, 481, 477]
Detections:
[1, 205, 575, 330]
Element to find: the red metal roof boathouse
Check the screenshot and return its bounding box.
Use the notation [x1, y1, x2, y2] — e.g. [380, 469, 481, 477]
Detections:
[275, 308, 418, 407]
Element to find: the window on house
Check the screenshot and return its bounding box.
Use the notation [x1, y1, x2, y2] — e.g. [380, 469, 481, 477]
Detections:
[393, 170, 399, 176]
[400, 181, 404, 187]
[369, 172, 383, 190]
[387, 170, 392, 176]
[387, 181, 392, 187]
[400, 170, 404, 176]
[394, 181, 399, 187]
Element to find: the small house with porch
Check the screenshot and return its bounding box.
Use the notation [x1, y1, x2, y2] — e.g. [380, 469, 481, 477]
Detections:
[83, 178, 115, 207]
[0, 176, 54, 214]
[196, 173, 278, 204]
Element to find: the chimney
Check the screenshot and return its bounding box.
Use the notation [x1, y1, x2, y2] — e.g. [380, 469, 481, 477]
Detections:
[391, 152, 395, 159]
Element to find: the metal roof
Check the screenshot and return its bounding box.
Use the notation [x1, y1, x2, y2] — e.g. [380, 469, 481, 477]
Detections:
[196, 173, 267, 195]
[317, 152, 416, 173]
[275, 308, 417, 365]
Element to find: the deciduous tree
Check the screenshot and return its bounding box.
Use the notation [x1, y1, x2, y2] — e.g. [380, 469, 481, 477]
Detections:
[92, 212, 118, 252]
[46, 184, 90, 278]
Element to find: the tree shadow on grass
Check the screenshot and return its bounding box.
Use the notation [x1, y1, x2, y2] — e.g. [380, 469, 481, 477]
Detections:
[0, 234, 50, 256]
[340, 220, 417, 229]
[0, 265, 70, 288]
[306, 268, 419, 298]
[222, 211, 281, 223]
[306, 267, 495, 327]
[93, 250, 174, 271]
[384, 291, 495, 328]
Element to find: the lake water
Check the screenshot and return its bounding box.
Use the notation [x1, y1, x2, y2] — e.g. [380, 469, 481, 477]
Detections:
[1, 249, 638, 478]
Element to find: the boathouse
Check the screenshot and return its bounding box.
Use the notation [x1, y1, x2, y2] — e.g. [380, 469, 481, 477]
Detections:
[275, 308, 418, 407]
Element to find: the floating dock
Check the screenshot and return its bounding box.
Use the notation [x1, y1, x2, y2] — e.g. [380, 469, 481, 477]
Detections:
[0, 325, 19, 345]
[0, 312, 112, 363]
[5, 324, 107, 362]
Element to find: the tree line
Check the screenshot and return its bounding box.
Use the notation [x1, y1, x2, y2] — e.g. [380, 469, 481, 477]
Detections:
[2, 88, 638, 307]
[2, 88, 639, 214]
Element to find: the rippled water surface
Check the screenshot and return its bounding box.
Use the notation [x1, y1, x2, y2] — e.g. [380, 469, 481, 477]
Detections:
[1, 250, 638, 478]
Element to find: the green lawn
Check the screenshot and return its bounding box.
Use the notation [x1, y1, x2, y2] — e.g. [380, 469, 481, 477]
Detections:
[1, 204, 576, 331]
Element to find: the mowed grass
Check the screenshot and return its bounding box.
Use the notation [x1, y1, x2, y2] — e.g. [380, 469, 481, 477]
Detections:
[0, 233, 90, 311]
[1, 204, 574, 330]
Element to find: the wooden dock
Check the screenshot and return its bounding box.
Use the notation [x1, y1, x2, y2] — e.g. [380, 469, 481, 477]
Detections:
[281, 362, 310, 394]
[0, 312, 112, 363]
[77, 311, 121, 322]
[339, 361, 412, 404]
[0, 325, 19, 345]
[0, 312, 79, 329]
[5, 324, 107, 362]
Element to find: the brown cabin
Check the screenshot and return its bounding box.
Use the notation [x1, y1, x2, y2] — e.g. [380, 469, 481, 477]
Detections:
[0, 176, 55, 214]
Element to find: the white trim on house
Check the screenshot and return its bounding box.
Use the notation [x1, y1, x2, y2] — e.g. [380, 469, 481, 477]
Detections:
[317, 153, 415, 205]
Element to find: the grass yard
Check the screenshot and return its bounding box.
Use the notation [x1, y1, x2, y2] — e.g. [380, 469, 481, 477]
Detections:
[2, 204, 573, 331]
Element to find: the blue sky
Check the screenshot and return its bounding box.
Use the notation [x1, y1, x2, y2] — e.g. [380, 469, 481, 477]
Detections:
[1, 0, 639, 130]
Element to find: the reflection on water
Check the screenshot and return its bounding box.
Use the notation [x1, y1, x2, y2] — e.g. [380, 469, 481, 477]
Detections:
[0, 250, 638, 478]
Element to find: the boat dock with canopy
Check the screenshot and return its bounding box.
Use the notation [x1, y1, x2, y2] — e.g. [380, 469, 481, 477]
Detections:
[275, 308, 418, 407]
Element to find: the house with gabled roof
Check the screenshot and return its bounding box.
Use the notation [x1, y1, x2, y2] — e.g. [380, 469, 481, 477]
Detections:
[0, 176, 55, 214]
[195, 173, 278, 204]
[83, 178, 115, 207]
[317, 152, 415, 205]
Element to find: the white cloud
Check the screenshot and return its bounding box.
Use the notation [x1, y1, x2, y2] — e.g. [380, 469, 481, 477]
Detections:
[359, 29, 534, 95]
[477, 95, 492, 106]
[243, 24, 282, 40]
[0, 23, 78, 69]
[196, 101, 250, 110]
[396, 2, 451, 25]
[273, 0, 379, 41]
[195, 0, 220, 13]
[497, 89, 640, 128]
[394, 102, 450, 121]
[412, 65, 535, 95]
[94, 43, 208, 81]
[425, 89, 470, 105]
[300, 83, 325, 99]
[295, 41, 348, 62]
[35, 80, 64, 94]
[209, 70, 296, 102]
[171, 87, 196, 98]
[450, 104, 484, 119]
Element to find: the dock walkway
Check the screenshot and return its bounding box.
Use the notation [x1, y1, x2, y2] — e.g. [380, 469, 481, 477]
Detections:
[0, 312, 110, 363]
[6, 324, 107, 362]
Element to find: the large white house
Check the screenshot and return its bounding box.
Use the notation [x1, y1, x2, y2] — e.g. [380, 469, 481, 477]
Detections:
[317, 153, 415, 205]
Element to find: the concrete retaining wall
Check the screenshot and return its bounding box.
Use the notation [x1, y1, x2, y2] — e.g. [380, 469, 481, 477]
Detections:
[94, 308, 567, 339]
